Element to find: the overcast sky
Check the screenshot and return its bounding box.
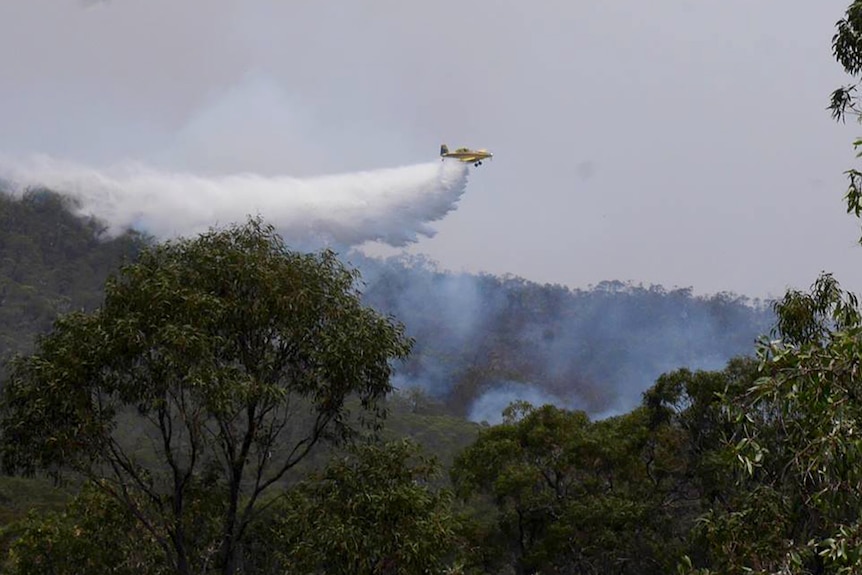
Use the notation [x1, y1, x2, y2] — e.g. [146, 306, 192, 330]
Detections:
[1, 0, 860, 299]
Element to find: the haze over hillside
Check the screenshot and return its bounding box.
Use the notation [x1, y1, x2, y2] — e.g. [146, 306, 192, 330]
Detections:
[355, 252, 772, 419]
[0, 188, 773, 421]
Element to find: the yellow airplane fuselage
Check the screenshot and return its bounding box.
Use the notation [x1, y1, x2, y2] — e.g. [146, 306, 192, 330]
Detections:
[440, 144, 493, 166]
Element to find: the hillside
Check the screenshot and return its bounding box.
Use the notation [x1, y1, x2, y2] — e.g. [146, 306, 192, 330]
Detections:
[0, 188, 146, 373]
[0, 189, 773, 419]
[355, 254, 773, 418]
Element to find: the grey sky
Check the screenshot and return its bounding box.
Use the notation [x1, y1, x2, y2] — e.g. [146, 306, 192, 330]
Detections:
[0, 0, 859, 298]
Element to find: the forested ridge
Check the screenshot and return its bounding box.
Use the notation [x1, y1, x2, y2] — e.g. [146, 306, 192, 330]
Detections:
[5, 3, 862, 572]
[357, 255, 771, 418]
[0, 187, 772, 420]
[0, 189, 146, 373]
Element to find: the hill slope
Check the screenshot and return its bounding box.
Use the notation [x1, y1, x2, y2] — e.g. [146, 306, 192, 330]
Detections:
[0, 189, 773, 419]
[354, 254, 772, 418]
[0, 188, 145, 373]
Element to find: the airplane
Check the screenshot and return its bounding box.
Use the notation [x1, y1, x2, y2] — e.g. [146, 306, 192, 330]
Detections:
[440, 144, 493, 167]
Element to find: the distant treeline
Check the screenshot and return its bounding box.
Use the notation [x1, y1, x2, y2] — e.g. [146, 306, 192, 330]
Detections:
[354, 253, 773, 418]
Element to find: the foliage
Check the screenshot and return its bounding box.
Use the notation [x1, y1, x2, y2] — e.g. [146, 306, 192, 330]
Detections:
[0, 218, 412, 575]
[267, 439, 460, 575]
[831, 1, 862, 121]
[4, 483, 168, 575]
[685, 275, 862, 574]
[451, 402, 692, 575]
[829, 1, 862, 242]
[644, 358, 759, 504]
[769, 273, 860, 346]
[0, 188, 144, 376]
[381, 388, 481, 473]
[0, 476, 74, 526]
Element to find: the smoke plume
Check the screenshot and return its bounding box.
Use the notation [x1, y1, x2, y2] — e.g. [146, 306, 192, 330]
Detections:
[0, 156, 469, 247]
[468, 381, 571, 425]
[356, 256, 774, 422]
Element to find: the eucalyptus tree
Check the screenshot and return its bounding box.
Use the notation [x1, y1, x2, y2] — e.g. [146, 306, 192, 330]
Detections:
[0, 218, 412, 575]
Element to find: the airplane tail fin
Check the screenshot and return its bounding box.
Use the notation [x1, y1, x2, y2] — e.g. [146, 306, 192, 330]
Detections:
[440, 144, 449, 156]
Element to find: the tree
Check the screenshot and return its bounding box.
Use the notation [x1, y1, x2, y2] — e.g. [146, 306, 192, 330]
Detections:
[4, 483, 169, 575]
[685, 275, 862, 574]
[643, 360, 764, 572]
[266, 439, 461, 575]
[0, 189, 145, 380]
[451, 402, 686, 575]
[643, 358, 760, 505]
[0, 218, 413, 575]
[830, 1, 862, 243]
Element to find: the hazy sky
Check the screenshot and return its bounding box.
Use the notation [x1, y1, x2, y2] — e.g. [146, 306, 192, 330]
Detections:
[1, 0, 860, 298]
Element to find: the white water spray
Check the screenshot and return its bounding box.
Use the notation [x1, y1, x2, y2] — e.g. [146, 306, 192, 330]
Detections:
[0, 156, 470, 247]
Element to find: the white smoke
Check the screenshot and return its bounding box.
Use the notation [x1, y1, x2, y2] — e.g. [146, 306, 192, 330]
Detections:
[468, 381, 573, 425]
[0, 156, 470, 247]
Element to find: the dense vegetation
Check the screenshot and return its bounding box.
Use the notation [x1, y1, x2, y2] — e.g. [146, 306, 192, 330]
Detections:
[4, 2, 862, 572]
[0, 188, 145, 374]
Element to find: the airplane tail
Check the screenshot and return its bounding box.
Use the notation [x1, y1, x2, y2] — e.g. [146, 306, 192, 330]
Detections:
[440, 144, 449, 156]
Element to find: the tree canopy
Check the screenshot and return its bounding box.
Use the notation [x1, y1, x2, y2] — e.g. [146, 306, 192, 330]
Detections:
[269, 440, 460, 575]
[451, 401, 696, 575]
